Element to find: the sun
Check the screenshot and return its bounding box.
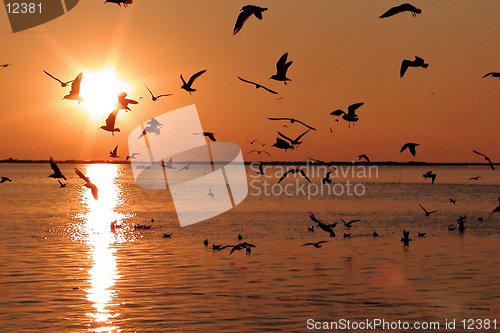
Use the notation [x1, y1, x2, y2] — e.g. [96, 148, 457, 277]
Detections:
[79, 67, 132, 120]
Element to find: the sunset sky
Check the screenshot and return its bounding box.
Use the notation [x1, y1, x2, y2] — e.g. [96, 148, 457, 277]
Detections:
[1, 1, 499, 163]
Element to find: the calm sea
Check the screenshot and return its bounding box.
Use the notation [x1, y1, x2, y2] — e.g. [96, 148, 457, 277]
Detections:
[0, 163, 499, 332]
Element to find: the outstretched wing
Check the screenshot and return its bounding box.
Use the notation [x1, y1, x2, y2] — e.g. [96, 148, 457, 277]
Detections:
[43, 70, 63, 84]
[145, 84, 155, 98]
[278, 170, 292, 183]
[49, 156, 66, 180]
[70, 72, 83, 94]
[237, 76, 257, 86]
[277, 131, 293, 143]
[74, 167, 90, 183]
[187, 70, 207, 86]
[295, 129, 311, 141]
[308, 212, 320, 223]
[105, 109, 119, 128]
[379, 5, 403, 18]
[400, 60, 410, 77]
[299, 169, 311, 182]
[233, 8, 253, 35]
[472, 150, 487, 158]
[347, 102, 364, 115]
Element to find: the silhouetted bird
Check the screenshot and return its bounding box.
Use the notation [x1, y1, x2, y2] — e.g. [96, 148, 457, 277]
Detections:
[100, 109, 120, 136]
[277, 129, 311, 146]
[204, 239, 209, 246]
[400, 56, 428, 78]
[468, 176, 480, 181]
[1, 177, 12, 183]
[237, 77, 277, 94]
[248, 150, 271, 156]
[423, 171, 436, 183]
[457, 216, 466, 232]
[212, 244, 232, 251]
[330, 103, 364, 128]
[161, 158, 174, 169]
[400, 229, 412, 246]
[379, 3, 422, 18]
[268, 117, 316, 130]
[321, 171, 334, 185]
[126, 153, 140, 161]
[419, 204, 437, 216]
[400, 142, 419, 156]
[63, 72, 84, 103]
[43, 70, 73, 87]
[180, 70, 206, 94]
[139, 118, 163, 138]
[0, 63, 11, 68]
[104, 0, 133, 7]
[116, 92, 138, 112]
[472, 150, 495, 170]
[492, 197, 500, 214]
[163, 233, 173, 238]
[308, 212, 336, 237]
[145, 84, 172, 101]
[270, 53, 292, 85]
[373, 231, 380, 237]
[58, 180, 67, 188]
[49, 156, 67, 180]
[74, 168, 98, 200]
[302, 241, 328, 249]
[257, 162, 265, 175]
[193, 132, 216, 141]
[278, 168, 311, 183]
[271, 137, 295, 151]
[237, 234, 243, 240]
[418, 232, 426, 237]
[109, 145, 119, 158]
[229, 242, 256, 254]
[178, 163, 191, 172]
[449, 198, 456, 204]
[233, 5, 267, 35]
[482, 72, 500, 78]
[358, 154, 371, 163]
[342, 219, 360, 229]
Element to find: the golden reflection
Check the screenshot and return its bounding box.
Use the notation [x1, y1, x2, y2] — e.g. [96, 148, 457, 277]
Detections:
[75, 164, 131, 332]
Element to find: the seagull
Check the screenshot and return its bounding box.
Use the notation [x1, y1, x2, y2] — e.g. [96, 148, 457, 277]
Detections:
[116, 92, 138, 112]
[248, 150, 271, 156]
[472, 150, 495, 170]
[180, 70, 206, 94]
[257, 162, 265, 175]
[457, 216, 466, 232]
[400, 56, 428, 78]
[126, 153, 140, 161]
[237, 234, 243, 240]
[358, 154, 371, 163]
[268, 117, 316, 130]
[233, 5, 267, 35]
[204, 239, 209, 246]
[419, 204, 437, 216]
[321, 171, 335, 185]
[468, 176, 481, 181]
[145, 84, 172, 101]
[482, 72, 500, 78]
[212, 244, 232, 251]
[48, 156, 67, 180]
[308, 212, 336, 237]
[278, 168, 311, 183]
[492, 197, 500, 213]
[178, 163, 191, 172]
[400, 229, 412, 246]
[271, 137, 295, 151]
[423, 171, 436, 183]
[1, 63, 11, 68]
[163, 233, 173, 238]
[270, 53, 292, 85]
[229, 242, 256, 255]
[247, 139, 266, 146]
[104, 0, 133, 7]
[379, 3, 422, 18]
[418, 232, 426, 237]
[277, 129, 311, 146]
[449, 198, 456, 204]
[43, 70, 73, 87]
[58, 180, 67, 188]
[193, 132, 216, 141]
[1, 177, 12, 183]
[237, 77, 277, 94]
[74, 168, 98, 200]
[100, 109, 120, 136]
[138, 118, 163, 138]
[161, 158, 174, 169]
[63, 72, 84, 103]
[342, 219, 360, 229]
[302, 241, 328, 249]
[330, 103, 364, 128]
[373, 231, 380, 237]
[109, 145, 119, 158]
[400, 143, 419, 156]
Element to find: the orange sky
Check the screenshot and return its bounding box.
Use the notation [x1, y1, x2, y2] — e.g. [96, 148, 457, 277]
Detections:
[1, 1, 499, 163]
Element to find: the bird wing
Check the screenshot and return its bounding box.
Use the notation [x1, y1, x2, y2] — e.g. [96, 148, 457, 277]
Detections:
[415, 56, 425, 63]
[379, 5, 402, 18]
[70, 72, 83, 94]
[105, 109, 119, 128]
[299, 169, 311, 183]
[187, 70, 207, 86]
[258, 163, 264, 173]
[294, 119, 316, 130]
[472, 150, 487, 158]
[408, 145, 417, 156]
[262, 85, 278, 94]
[112, 145, 118, 155]
[295, 129, 311, 141]
[276, 53, 289, 70]
[482, 73, 493, 78]
[89, 183, 98, 200]
[206, 133, 216, 141]
[145, 84, 155, 98]
[400, 143, 409, 153]
[301, 243, 313, 246]
[419, 204, 428, 214]
[278, 170, 292, 183]
[330, 110, 346, 116]
[74, 167, 90, 183]
[400, 60, 410, 77]
[347, 102, 364, 115]
[43, 70, 63, 84]
[49, 156, 65, 179]
[262, 151, 271, 156]
[268, 117, 290, 121]
[237, 76, 257, 86]
[156, 94, 172, 98]
[308, 212, 320, 223]
[277, 131, 293, 143]
[233, 8, 253, 35]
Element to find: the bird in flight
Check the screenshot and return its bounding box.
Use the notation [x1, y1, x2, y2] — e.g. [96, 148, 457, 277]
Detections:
[492, 196, 500, 213]
[233, 5, 267, 35]
[482, 72, 500, 78]
[400, 56, 428, 78]
[1, 63, 11, 68]
[104, 0, 133, 8]
[400, 230, 412, 246]
[74, 168, 98, 200]
[229, 242, 256, 255]
[116, 92, 138, 112]
[126, 153, 140, 161]
[145, 84, 172, 101]
[237, 77, 277, 94]
[271, 137, 295, 151]
[321, 171, 335, 185]
[100, 109, 121, 136]
[308, 212, 337, 237]
[472, 150, 495, 170]
[358, 154, 371, 163]
[330, 102, 364, 128]
[449, 198, 456, 204]
[423, 171, 436, 183]
[268, 117, 316, 130]
[193, 132, 216, 142]
[138, 118, 163, 139]
[342, 219, 360, 229]
[180, 70, 207, 94]
[302, 241, 329, 249]
[248, 150, 271, 156]
[43, 70, 73, 87]
[1, 177, 12, 183]
[109, 145, 119, 158]
[379, 3, 422, 18]
[270, 53, 292, 85]
[278, 168, 311, 183]
[400, 143, 419, 156]
[48, 156, 66, 180]
[468, 176, 481, 181]
[178, 163, 191, 172]
[277, 129, 311, 147]
[419, 204, 437, 216]
[63, 72, 84, 103]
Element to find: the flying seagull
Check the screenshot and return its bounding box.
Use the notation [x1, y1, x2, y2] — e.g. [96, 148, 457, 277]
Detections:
[400, 56, 428, 78]
[278, 168, 311, 183]
[1, 177, 12, 183]
[330, 102, 364, 128]
[268, 117, 316, 130]
[270, 53, 292, 85]
[74, 168, 98, 200]
[469, 176, 480, 181]
[379, 3, 422, 18]
[49, 156, 66, 180]
[423, 170, 436, 183]
[271, 137, 295, 151]
[358, 154, 371, 163]
[116, 92, 138, 112]
[193, 132, 216, 142]
[419, 204, 437, 216]
[109, 145, 119, 158]
[400, 143, 419, 156]
[233, 5, 267, 35]
[492, 196, 500, 213]
[342, 219, 360, 229]
[43, 70, 73, 87]
[302, 241, 328, 249]
[104, 0, 133, 7]
[138, 118, 163, 138]
[308, 212, 336, 237]
[277, 129, 311, 146]
[100, 109, 120, 136]
[237, 76, 277, 94]
[145, 84, 172, 101]
[482, 72, 500, 78]
[229, 242, 256, 255]
[63, 72, 84, 103]
[472, 150, 495, 170]
[449, 198, 456, 204]
[178, 163, 191, 172]
[180, 70, 207, 94]
[321, 171, 335, 185]
[126, 153, 140, 161]
[248, 150, 271, 156]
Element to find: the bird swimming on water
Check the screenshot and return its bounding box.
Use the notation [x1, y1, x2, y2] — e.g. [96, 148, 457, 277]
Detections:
[100, 109, 120, 136]
[233, 5, 267, 35]
[43, 70, 73, 87]
[74, 168, 98, 200]
[180, 70, 207, 94]
[379, 3, 422, 18]
[270, 53, 293, 85]
[400, 56, 428, 78]
[63, 72, 84, 103]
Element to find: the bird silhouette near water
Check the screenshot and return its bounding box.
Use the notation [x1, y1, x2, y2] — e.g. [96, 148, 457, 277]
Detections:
[400, 56, 428, 78]
[400, 143, 419, 156]
[49, 156, 66, 180]
[180, 70, 206, 94]
[237, 77, 277, 94]
[278, 168, 311, 183]
[63, 72, 84, 103]
[379, 3, 422, 18]
[423, 171, 436, 183]
[342, 219, 360, 229]
[271, 137, 295, 151]
[109, 145, 119, 158]
[74, 168, 98, 200]
[419, 204, 437, 216]
[43, 70, 73, 87]
[308, 212, 337, 237]
[330, 103, 364, 128]
[270, 53, 292, 85]
[358, 154, 371, 163]
[302, 241, 328, 249]
[472, 150, 495, 170]
[277, 129, 311, 147]
[1, 177, 12, 183]
[233, 5, 267, 35]
[100, 109, 120, 136]
[145, 84, 172, 102]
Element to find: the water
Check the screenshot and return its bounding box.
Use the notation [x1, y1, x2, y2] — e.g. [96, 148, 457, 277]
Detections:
[1, 163, 499, 332]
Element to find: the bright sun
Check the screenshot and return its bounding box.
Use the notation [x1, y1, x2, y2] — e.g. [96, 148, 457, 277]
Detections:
[79, 67, 132, 120]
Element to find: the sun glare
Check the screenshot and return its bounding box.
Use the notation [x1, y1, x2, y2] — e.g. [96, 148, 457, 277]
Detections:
[79, 67, 132, 120]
